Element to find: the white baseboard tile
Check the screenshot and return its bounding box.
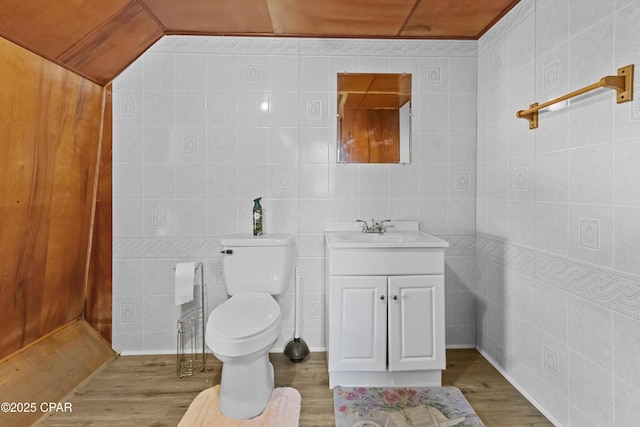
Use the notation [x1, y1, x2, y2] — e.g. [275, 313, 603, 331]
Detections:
[476, 346, 563, 427]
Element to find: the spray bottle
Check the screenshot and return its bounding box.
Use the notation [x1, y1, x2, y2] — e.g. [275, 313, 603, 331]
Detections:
[252, 197, 263, 236]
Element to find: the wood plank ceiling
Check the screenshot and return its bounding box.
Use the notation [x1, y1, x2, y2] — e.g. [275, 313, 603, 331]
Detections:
[0, 0, 519, 85]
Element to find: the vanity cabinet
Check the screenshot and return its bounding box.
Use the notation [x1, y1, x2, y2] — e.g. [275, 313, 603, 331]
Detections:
[324, 234, 448, 389]
[329, 275, 444, 372]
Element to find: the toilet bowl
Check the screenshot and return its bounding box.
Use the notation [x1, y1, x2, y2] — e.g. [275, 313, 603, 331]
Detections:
[205, 292, 282, 419]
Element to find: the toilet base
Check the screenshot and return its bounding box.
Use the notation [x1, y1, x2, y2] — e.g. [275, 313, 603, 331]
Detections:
[218, 352, 275, 419]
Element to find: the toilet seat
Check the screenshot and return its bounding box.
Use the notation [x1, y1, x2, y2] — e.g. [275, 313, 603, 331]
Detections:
[206, 293, 281, 358]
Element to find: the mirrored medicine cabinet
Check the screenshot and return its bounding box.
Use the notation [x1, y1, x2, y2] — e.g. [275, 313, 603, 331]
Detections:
[337, 73, 412, 164]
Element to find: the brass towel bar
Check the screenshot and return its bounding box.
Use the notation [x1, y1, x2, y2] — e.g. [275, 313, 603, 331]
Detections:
[516, 64, 634, 129]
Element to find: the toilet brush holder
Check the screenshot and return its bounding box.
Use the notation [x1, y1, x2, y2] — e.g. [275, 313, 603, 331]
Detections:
[284, 266, 310, 362]
[284, 337, 309, 362]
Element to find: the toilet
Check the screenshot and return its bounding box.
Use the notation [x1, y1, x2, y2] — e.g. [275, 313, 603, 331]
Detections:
[205, 233, 294, 419]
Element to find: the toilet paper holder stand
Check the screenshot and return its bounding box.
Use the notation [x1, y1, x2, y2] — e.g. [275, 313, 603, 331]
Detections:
[176, 262, 206, 378]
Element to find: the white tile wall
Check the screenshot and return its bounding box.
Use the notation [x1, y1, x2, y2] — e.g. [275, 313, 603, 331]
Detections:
[477, 0, 640, 425]
[112, 36, 478, 354]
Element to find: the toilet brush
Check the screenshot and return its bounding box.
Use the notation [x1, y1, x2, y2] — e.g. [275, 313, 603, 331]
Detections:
[284, 266, 310, 362]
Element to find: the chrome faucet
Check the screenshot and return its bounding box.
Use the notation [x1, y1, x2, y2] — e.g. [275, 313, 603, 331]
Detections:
[357, 219, 391, 233]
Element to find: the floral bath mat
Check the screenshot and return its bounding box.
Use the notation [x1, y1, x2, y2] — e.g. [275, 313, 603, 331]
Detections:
[333, 386, 485, 427]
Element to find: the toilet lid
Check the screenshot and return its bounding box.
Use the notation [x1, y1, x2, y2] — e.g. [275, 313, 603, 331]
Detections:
[209, 293, 280, 339]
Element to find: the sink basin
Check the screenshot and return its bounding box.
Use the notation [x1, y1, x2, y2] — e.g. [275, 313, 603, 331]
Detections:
[325, 231, 449, 248]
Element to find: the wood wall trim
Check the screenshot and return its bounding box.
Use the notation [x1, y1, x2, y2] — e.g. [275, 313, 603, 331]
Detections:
[0, 320, 116, 427]
[56, 1, 163, 85]
[0, 1, 131, 58]
[83, 84, 113, 343]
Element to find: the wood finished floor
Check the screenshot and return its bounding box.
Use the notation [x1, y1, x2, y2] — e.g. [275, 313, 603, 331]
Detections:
[38, 349, 552, 426]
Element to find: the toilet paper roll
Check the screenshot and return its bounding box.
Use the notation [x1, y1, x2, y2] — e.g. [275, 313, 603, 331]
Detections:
[175, 262, 196, 306]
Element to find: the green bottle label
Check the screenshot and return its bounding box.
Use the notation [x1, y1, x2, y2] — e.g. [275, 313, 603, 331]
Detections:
[253, 197, 263, 236]
[253, 211, 262, 235]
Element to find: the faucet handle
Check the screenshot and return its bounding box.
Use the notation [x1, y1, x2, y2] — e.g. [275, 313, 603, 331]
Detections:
[356, 219, 369, 232]
[377, 219, 391, 233]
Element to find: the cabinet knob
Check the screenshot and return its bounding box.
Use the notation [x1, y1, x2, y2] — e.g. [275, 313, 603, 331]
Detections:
[379, 295, 385, 301]
[392, 295, 398, 300]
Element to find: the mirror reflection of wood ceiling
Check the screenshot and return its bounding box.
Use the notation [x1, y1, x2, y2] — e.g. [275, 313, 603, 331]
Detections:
[338, 73, 411, 117]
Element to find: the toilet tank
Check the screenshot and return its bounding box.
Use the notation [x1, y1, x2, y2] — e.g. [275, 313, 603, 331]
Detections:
[220, 234, 294, 295]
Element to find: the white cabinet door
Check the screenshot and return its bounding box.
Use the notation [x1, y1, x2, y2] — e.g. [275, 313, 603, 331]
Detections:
[328, 276, 387, 372]
[388, 275, 445, 371]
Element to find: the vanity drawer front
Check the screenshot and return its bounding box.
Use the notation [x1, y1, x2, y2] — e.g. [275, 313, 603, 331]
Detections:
[329, 248, 444, 275]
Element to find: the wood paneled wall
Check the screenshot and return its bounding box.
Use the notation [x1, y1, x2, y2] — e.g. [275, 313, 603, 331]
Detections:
[0, 36, 107, 360]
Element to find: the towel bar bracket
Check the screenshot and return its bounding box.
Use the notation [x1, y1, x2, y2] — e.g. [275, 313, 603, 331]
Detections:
[613, 64, 634, 103]
[519, 102, 538, 130]
[516, 64, 634, 129]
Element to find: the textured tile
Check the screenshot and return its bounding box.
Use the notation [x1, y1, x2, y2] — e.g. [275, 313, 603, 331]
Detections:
[567, 295, 613, 371]
[568, 351, 613, 427]
[613, 314, 640, 390]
